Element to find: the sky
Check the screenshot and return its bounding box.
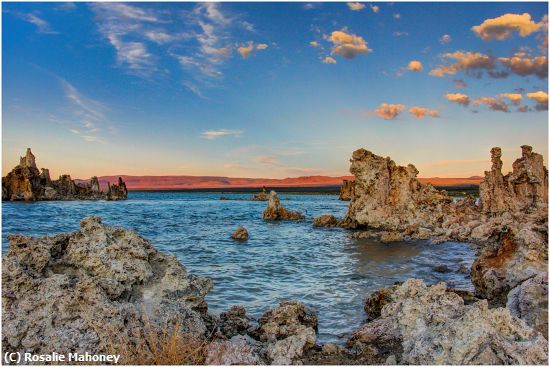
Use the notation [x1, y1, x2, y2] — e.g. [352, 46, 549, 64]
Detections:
[2, 1, 548, 179]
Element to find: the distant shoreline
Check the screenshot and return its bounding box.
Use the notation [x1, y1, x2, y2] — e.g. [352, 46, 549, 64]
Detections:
[128, 184, 480, 196]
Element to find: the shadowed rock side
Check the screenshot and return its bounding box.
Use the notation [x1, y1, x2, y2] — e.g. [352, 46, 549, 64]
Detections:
[2, 148, 127, 201]
[263, 191, 304, 220]
[339, 179, 355, 201]
[348, 279, 548, 365]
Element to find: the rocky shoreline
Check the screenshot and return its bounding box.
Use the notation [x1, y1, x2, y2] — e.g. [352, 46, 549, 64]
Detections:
[2, 145, 548, 365]
[2, 149, 128, 201]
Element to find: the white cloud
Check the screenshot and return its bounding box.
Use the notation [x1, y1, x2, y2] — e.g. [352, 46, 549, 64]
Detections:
[440, 34, 452, 44]
[369, 4, 380, 14]
[13, 12, 59, 34]
[201, 129, 243, 140]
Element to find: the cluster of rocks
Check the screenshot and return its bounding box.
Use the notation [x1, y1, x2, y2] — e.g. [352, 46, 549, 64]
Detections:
[347, 279, 548, 364]
[315, 145, 548, 343]
[263, 191, 304, 220]
[2, 217, 213, 357]
[2, 148, 127, 201]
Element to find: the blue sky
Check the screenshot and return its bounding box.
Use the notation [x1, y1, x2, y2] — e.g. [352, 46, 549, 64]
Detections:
[3, 1, 548, 178]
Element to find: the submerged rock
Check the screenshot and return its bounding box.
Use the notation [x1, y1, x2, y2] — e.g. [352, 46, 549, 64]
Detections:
[2, 148, 128, 201]
[231, 226, 249, 241]
[2, 216, 213, 356]
[349, 279, 548, 365]
[263, 191, 304, 221]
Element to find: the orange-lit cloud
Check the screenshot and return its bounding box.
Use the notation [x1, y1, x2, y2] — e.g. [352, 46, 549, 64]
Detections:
[445, 93, 470, 106]
[453, 79, 467, 88]
[237, 42, 268, 59]
[309, 41, 320, 48]
[322, 56, 337, 64]
[326, 30, 371, 59]
[407, 60, 423, 71]
[375, 103, 406, 119]
[347, 2, 365, 11]
[430, 51, 495, 77]
[526, 90, 549, 110]
[498, 52, 548, 79]
[472, 13, 543, 41]
[409, 106, 439, 119]
[498, 93, 522, 105]
[473, 97, 509, 112]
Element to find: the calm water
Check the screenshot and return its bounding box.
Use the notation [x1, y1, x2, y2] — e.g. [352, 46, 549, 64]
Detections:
[2, 192, 476, 343]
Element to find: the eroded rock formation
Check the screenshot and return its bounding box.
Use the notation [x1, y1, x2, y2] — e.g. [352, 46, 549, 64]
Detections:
[2, 148, 128, 201]
[480, 145, 548, 214]
[348, 279, 548, 365]
[2, 216, 213, 356]
[330, 145, 548, 340]
[263, 191, 304, 220]
[339, 179, 354, 201]
[341, 148, 454, 233]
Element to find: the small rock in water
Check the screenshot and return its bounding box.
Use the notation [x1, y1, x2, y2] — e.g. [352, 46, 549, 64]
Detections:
[231, 226, 249, 241]
[262, 191, 304, 220]
[433, 264, 451, 273]
[457, 264, 470, 274]
[313, 214, 338, 227]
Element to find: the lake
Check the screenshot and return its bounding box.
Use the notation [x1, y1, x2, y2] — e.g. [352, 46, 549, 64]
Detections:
[2, 191, 476, 343]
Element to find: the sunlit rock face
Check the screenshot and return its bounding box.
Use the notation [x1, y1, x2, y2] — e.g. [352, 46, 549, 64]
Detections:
[341, 148, 454, 231]
[480, 145, 548, 214]
[2, 148, 127, 201]
[348, 279, 548, 365]
[2, 216, 213, 356]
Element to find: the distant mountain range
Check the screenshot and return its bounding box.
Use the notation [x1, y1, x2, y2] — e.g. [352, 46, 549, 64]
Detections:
[76, 175, 484, 191]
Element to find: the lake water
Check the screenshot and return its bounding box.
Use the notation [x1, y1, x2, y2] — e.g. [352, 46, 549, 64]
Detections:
[1, 192, 476, 343]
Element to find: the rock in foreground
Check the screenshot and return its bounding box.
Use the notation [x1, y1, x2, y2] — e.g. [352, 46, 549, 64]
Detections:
[2, 148, 128, 201]
[313, 214, 339, 227]
[263, 191, 304, 220]
[2, 216, 213, 356]
[348, 279, 548, 365]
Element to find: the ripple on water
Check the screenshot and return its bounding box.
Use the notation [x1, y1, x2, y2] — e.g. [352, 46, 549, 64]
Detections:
[2, 192, 477, 343]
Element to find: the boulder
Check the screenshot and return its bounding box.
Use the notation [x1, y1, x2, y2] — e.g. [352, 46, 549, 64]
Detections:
[263, 191, 304, 221]
[231, 226, 249, 241]
[256, 301, 318, 365]
[349, 279, 548, 365]
[2, 216, 213, 356]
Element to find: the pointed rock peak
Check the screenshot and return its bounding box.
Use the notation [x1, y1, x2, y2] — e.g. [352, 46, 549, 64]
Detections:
[19, 148, 37, 169]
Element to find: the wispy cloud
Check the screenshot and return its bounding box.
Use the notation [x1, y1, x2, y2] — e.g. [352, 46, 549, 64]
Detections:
[11, 11, 58, 34]
[201, 129, 243, 140]
[60, 79, 111, 143]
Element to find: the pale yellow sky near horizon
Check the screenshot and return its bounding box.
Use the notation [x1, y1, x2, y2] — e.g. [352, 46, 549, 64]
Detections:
[2, 143, 545, 180]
